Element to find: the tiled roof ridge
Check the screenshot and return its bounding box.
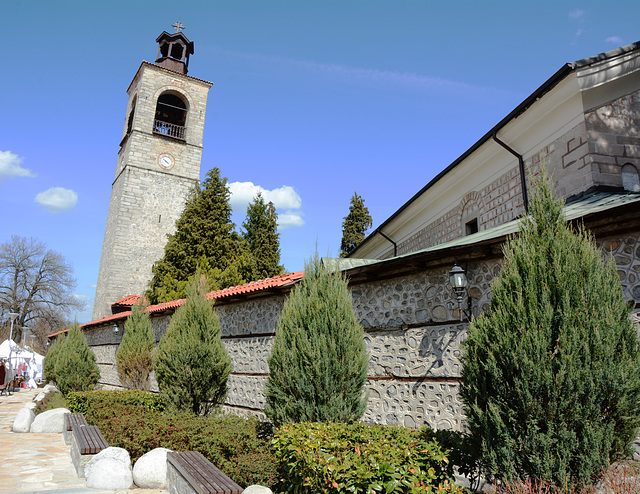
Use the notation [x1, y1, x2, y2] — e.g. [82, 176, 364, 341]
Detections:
[49, 271, 304, 336]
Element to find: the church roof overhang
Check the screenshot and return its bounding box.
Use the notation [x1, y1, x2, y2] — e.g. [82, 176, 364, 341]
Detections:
[126, 61, 213, 94]
[340, 191, 640, 283]
[350, 40, 640, 258]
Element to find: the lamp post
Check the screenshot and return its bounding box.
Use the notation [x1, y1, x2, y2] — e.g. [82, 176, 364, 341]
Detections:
[7, 312, 19, 386]
[449, 263, 469, 322]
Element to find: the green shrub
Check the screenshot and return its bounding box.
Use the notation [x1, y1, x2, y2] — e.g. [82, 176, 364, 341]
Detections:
[34, 391, 67, 415]
[66, 389, 164, 415]
[43, 334, 65, 384]
[272, 422, 464, 493]
[64, 390, 276, 487]
[153, 273, 231, 414]
[460, 173, 640, 488]
[55, 323, 100, 395]
[116, 300, 155, 390]
[265, 253, 369, 426]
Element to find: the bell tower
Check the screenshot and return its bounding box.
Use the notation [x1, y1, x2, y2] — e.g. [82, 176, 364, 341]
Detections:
[93, 23, 213, 320]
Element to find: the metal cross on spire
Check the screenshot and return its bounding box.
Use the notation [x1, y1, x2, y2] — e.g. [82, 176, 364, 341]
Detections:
[172, 20, 185, 33]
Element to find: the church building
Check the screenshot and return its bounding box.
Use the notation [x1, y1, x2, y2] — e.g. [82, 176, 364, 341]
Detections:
[69, 38, 640, 430]
[92, 24, 212, 320]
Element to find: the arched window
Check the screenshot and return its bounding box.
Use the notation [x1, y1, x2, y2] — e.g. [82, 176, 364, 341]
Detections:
[153, 92, 187, 140]
[622, 163, 640, 192]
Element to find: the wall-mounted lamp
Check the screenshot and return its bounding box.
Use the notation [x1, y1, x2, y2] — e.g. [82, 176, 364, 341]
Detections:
[113, 323, 119, 335]
[449, 262, 472, 322]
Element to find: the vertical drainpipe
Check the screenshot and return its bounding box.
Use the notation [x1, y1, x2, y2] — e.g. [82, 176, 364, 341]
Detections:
[492, 131, 529, 212]
[378, 231, 398, 257]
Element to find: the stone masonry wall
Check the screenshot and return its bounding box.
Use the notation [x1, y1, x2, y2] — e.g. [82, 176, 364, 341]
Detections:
[87, 231, 640, 430]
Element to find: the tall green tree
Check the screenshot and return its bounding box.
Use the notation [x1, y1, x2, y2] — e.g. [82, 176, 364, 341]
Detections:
[265, 253, 369, 426]
[116, 300, 154, 390]
[55, 323, 100, 395]
[43, 333, 65, 384]
[460, 173, 640, 488]
[242, 192, 283, 280]
[152, 272, 231, 414]
[340, 192, 372, 258]
[148, 168, 247, 303]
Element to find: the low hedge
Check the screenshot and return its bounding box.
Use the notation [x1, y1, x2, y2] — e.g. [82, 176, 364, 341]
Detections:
[65, 390, 277, 488]
[272, 422, 465, 493]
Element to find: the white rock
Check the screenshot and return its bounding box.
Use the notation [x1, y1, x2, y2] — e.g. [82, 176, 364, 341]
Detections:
[244, 486, 273, 494]
[85, 447, 133, 489]
[85, 457, 133, 490]
[24, 402, 37, 410]
[133, 447, 171, 488]
[30, 408, 70, 433]
[34, 391, 47, 402]
[43, 383, 58, 393]
[13, 407, 35, 433]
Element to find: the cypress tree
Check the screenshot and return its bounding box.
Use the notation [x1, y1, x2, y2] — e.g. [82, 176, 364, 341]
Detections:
[152, 272, 231, 414]
[340, 192, 372, 258]
[55, 323, 100, 395]
[116, 300, 154, 390]
[43, 333, 65, 384]
[148, 168, 247, 303]
[242, 192, 284, 280]
[460, 173, 640, 487]
[265, 253, 369, 426]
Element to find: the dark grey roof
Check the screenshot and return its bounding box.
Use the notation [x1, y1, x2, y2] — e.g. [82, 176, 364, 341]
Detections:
[339, 192, 640, 271]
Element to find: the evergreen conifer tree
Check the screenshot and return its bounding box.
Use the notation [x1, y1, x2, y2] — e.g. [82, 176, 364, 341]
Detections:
[340, 192, 372, 257]
[152, 272, 231, 414]
[242, 192, 283, 280]
[43, 333, 65, 384]
[55, 323, 100, 395]
[460, 173, 640, 487]
[116, 300, 154, 390]
[148, 168, 248, 304]
[265, 253, 369, 426]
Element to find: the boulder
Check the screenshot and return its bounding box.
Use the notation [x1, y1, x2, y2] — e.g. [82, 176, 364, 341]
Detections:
[133, 447, 171, 488]
[30, 408, 70, 433]
[12, 407, 35, 433]
[85, 447, 133, 490]
[33, 391, 47, 402]
[24, 402, 37, 410]
[244, 486, 273, 494]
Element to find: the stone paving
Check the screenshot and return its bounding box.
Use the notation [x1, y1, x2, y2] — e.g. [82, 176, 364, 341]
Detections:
[0, 387, 167, 494]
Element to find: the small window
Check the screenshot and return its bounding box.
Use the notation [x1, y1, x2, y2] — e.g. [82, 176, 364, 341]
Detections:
[171, 43, 184, 60]
[126, 97, 137, 135]
[622, 163, 640, 192]
[465, 219, 478, 236]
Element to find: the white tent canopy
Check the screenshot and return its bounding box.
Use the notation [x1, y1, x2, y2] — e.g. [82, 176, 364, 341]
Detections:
[0, 339, 44, 384]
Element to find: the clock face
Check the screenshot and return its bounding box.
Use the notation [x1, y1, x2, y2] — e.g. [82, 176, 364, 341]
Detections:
[158, 154, 175, 169]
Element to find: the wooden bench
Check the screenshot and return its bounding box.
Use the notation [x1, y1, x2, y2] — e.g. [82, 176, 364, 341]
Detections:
[70, 424, 109, 478]
[166, 451, 243, 494]
[63, 413, 88, 445]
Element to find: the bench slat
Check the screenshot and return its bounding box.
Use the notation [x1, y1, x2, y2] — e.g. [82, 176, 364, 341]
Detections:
[185, 451, 237, 493]
[167, 451, 242, 494]
[76, 425, 108, 455]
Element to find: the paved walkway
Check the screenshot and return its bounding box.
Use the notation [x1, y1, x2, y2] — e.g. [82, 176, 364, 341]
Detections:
[0, 388, 167, 493]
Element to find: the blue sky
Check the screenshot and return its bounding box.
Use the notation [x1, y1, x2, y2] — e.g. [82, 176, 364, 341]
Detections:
[2, 1, 639, 323]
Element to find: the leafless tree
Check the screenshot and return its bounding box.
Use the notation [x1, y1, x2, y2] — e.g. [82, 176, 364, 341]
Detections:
[0, 236, 84, 345]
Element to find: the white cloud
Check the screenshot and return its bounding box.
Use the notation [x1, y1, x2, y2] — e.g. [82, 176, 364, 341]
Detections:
[569, 9, 585, 20]
[35, 187, 78, 214]
[229, 181, 302, 210]
[605, 36, 624, 44]
[229, 181, 304, 229]
[278, 211, 305, 229]
[0, 150, 36, 182]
